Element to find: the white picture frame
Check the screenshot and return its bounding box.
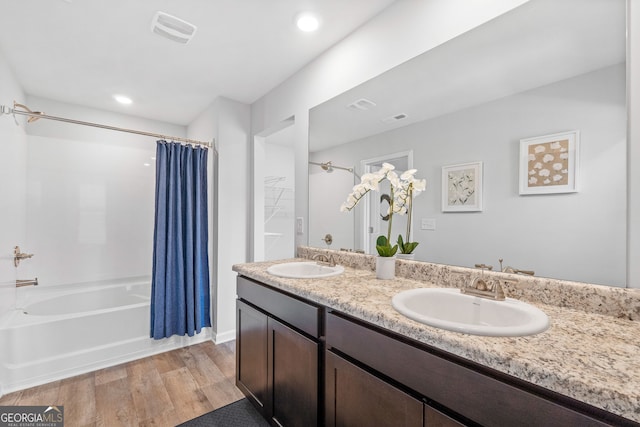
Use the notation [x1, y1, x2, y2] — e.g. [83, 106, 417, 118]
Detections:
[519, 130, 579, 195]
[442, 161, 483, 212]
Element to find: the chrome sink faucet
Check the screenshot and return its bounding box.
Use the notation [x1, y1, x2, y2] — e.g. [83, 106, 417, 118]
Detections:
[312, 253, 336, 267]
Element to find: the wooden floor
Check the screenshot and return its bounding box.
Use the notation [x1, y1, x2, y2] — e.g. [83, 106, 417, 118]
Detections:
[0, 341, 245, 427]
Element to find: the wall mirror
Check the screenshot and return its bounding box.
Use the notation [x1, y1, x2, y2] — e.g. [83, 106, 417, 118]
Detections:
[308, 0, 627, 287]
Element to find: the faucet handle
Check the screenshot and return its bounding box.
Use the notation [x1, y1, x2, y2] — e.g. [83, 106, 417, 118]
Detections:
[491, 280, 506, 300]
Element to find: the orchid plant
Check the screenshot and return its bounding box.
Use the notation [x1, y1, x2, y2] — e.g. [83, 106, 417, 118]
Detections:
[340, 163, 426, 257]
[394, 169, 427, 254]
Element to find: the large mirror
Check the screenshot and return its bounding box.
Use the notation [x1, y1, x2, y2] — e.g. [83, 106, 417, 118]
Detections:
[309, 0, 627, 287]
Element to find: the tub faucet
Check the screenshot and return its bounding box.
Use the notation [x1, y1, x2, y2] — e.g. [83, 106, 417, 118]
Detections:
[312, 253, 336, 267]
[16, 278, 38, 288]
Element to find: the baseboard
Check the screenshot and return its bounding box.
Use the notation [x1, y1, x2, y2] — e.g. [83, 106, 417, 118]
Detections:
[213, 329, 236, 344]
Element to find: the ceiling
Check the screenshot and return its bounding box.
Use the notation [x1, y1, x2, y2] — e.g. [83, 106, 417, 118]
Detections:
[309, 0, 626, 152]
[0, 0, 395, 125]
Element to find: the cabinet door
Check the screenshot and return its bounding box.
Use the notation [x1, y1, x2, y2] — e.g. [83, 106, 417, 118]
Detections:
[326, 351, 423, 427]
[236, 300, 269, 414]
[425, 405, 467, 427]
[268, 317, 319, 427]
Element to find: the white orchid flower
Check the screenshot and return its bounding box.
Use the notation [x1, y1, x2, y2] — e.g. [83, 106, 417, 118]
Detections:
[400, 169, 417, 180]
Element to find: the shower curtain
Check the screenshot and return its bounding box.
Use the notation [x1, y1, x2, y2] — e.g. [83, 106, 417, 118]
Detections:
[150, 141, 211, 339]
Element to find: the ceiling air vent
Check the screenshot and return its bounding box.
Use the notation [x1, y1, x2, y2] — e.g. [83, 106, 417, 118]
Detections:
[151, 12, 197, 44]
[347, 98, 377, 111]
[382, 113, 408, 124]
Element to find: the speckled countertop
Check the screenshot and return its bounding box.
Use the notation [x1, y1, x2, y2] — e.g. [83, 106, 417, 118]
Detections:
[233, 255, 640, 423]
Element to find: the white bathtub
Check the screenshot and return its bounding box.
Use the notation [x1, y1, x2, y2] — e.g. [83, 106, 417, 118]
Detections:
[0, 277, 210, 395]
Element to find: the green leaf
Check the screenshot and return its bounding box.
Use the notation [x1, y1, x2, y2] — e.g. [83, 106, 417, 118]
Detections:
[376, 235, 398, 256]
[397, 234, 419, 254]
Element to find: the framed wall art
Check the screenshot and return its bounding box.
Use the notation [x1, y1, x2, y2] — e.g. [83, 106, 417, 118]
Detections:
[519, 130, 579, 195]
[442, 161, 483, 212]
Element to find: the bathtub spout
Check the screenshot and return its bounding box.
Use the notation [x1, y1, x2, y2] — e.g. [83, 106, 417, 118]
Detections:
[16, 278, 38, 287]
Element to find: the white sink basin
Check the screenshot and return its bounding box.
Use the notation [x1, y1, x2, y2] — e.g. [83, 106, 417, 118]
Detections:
[392, 288, 549, 337]
[267, 261, 344, 279]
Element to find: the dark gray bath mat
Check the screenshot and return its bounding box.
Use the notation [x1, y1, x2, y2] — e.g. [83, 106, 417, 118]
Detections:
[177, 398, 270, 427]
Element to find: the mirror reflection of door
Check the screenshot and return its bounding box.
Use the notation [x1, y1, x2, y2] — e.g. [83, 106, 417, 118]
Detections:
[253, 119, 295, 262]
[362, 152, 412, 255]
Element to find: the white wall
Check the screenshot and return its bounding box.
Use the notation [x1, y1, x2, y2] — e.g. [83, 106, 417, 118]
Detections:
[310, 65, 626, 286]
[0, 50, 26, 331]
[188, 96, 250, 343]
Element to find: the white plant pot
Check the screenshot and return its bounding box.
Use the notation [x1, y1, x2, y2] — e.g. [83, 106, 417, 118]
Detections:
[376, 256, 396, 280]
[396, 253, 415, 261]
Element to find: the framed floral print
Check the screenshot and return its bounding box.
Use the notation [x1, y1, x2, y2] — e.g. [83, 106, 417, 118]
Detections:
[519, 130, 579, 195]
[442, 161, 483, 212]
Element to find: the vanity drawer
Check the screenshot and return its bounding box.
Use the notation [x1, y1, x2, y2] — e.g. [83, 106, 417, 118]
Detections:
[237, 275, 321, 338]
[326, 311, 613, 427]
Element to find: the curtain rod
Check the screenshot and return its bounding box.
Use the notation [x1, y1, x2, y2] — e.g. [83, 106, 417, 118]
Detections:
[1, 102, 216, 153]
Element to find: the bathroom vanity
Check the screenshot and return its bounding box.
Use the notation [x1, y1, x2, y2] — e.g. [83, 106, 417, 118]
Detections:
[234, 254, 640, 426]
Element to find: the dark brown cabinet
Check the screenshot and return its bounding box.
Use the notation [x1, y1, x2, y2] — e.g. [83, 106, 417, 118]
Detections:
[237, 275, 636, 427]
[268, 317, 318, 427]
[236, 299, 269, 412]
[325, 350, 424, 427]
[236, 276, 321, 427]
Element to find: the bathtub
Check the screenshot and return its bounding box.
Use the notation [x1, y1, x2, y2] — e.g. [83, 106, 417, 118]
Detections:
[0, 277, 210, 395]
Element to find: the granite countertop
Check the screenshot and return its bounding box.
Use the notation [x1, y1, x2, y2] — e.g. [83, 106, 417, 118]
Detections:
[233, 258, 640, 423]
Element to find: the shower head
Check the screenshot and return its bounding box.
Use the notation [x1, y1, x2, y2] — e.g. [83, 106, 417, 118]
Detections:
[309, 161, 357, 176]
[320, 161, 333, 172]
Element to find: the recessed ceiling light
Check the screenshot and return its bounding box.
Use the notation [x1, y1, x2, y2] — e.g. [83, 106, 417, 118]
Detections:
[114, 94, 133, 105]
[296, 12, 320, 32]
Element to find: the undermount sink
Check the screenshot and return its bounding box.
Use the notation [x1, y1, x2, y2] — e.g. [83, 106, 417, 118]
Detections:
[267, 261, 344, 279]
[392, 288, 549, 337]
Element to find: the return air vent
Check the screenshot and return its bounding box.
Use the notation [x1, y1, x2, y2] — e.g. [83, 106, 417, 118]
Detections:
[347, 98, 377, 111]
[382, 113, 408, 124]
[151, 11, 197, 44]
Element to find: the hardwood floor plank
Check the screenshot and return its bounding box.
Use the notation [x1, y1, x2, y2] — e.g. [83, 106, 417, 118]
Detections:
[0, 390, 22, 405]
[200, 378, 245, 410]
[162, 366, 213, 423]
[13, 380, 61, 406]
[127, 357, 175, 423]
[95, 364, 128, 386]
[202, 340, 237, 382]
[0, 341, 244, 427]
[95, 377, 138, 427]
[57, 374, 96, 426]
[152, 349, 187, 374]
[180, 343, 227, 388]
